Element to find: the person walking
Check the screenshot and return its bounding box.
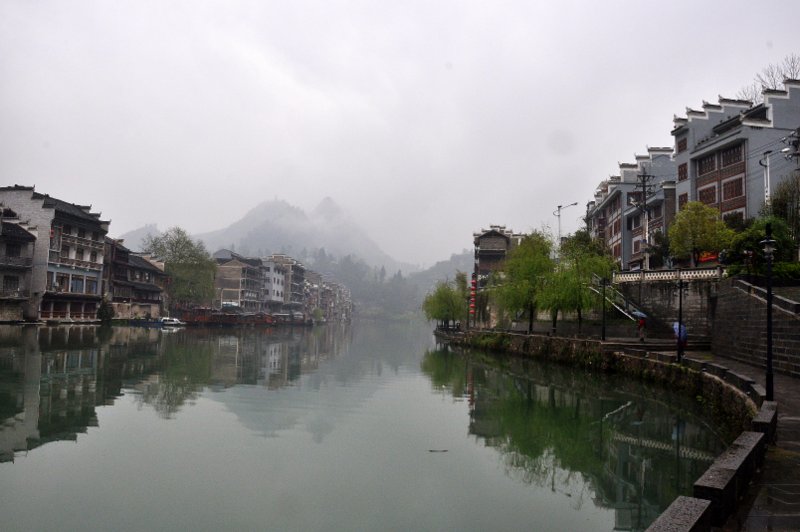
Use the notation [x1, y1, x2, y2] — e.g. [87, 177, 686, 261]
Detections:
[637, 316, 647, 342]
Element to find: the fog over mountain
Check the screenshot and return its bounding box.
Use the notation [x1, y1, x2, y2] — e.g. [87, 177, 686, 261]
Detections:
[119, 197, 418, 273]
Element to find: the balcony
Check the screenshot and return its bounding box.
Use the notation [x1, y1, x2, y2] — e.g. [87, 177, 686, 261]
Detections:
[0, 288, 30, 300]
[60, 233, 105, 251]
[0, 255, 33, 268]
[54, 257, 102, 271]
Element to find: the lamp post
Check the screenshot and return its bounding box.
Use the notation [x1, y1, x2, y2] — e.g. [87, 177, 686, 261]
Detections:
[601, 278, 607, 341]
[761, 223, 776, 401]
[553, 202, 578, 251]
[676, 269, 684, 363]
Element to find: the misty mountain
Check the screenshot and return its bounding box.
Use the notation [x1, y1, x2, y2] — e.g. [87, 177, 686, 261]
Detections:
[408, 251, 473, 293]
[180, 197, 415, 273]
[114, 223, 160, 251]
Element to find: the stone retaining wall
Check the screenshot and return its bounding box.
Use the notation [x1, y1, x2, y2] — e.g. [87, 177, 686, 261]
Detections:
[437, 330, 777, 531]
[711, 279, 800, 378]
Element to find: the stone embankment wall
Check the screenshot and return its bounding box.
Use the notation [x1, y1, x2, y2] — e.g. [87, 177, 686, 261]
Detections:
[711, 279, 800, 378]
[438, 329, 778, 530]
[0, 302, 23, 322]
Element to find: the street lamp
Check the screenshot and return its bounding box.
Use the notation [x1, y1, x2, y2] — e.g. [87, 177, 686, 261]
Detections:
[601, 278, 607, 341]
[760, 223, 776, 401]
[677, 271, 684, 363]
[553, 202, 578, 253]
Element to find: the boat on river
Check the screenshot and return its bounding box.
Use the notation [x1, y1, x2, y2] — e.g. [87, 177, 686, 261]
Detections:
[180, 307, 276, 327]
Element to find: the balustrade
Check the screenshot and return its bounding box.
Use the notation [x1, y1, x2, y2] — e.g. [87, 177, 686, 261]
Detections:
[0, 255, 33, 267]
[613, 267, 723, 283]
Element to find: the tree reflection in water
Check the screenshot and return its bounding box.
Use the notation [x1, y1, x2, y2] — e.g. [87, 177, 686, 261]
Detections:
[421, 345, 727, 530]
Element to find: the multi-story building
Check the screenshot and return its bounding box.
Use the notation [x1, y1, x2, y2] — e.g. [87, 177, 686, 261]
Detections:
[261, 259, 286, 313]
[622, 148, 676, 270]
[304, 269, 323, 317]
[587, 166, 639, 269]
[269, 254, 306, 314]
[672, 82, 800, 225]
[213, 250, 263, 312]
[103, 239, 165, 319]
[0, 210, 37, 322]
[0, 186, 108, 322]
[588, 148, 677, 270]
[473, 225, 523, 288]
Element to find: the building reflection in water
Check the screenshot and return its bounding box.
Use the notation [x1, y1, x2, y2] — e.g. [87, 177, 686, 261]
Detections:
[421, 345, 728, 532]
[0, 323, 350, 460]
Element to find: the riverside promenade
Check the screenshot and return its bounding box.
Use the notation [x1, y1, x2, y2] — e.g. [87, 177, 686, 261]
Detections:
[446, 328, 799, 530]
[616, 340, 800, 531]
[696, 353, 800, 531]
[607, 341, 799, 530]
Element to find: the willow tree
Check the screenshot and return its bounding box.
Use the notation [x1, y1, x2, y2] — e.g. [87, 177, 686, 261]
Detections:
[494, 231, 554, 333]
[142, 227, 217, 310]
[422, 279, 466, 329]
[668, 202, 735, 266]
[539, 230, 615, 333]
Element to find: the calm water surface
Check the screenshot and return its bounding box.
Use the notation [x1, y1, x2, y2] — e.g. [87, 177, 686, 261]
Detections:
[0, 322, 726, 531]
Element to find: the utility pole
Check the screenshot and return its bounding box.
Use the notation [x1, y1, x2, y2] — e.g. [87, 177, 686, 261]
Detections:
[636, 165, 654, 270]
[760, 151, 773, 206]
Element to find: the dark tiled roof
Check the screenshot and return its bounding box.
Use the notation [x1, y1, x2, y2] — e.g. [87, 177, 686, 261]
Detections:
[129, 281, 162, 292]
[30, 191, 109, 224]
[129, 254, 163, 273]
[1, 221, 36, 242]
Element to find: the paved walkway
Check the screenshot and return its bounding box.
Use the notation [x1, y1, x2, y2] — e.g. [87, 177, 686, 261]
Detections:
[601, 339, 800, 530]
[700, 354, 800, 531]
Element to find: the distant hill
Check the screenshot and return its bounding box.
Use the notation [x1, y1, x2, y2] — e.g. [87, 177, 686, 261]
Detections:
[115, 224, 160, 251]
[408, 251, 473, 294]
[121, 198, 417, 273]
[116, 212, 473, 318]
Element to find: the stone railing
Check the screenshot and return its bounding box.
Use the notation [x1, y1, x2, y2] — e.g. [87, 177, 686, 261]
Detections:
[614, 267, 724, 284]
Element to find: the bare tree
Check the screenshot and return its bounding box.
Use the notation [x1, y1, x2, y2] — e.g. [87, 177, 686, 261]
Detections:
[735, 53, 800, 104]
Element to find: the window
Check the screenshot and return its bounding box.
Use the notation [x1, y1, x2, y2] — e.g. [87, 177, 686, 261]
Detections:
[76, 248, 84, 261]
[720, 144, 743, 167]
[78, 227, 86, 238]
[86, 279, 98, 294]
[723, 210, 745, 229]
[92, 231, 99, 241]
[3, 276, 19, 290]
[71, 276, 84, 293]
[698, 186, 717, 205]
[6, 243, 21, 257]
[723, 178, 744, 200]
[677, 137, 688, 153]
[678, 193, 689, 210]
[633, 240, 641, 253]
[62, 245, 70, 259]
[678, 163, 688, 181]
[90, 251, 97, 263]
[63, 225, 72, 235]
[652, 205, 662, 219]
[697, 154, 716, 176]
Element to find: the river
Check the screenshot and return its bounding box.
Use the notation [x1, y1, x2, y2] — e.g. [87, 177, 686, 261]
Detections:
[0, 321, 726, 531]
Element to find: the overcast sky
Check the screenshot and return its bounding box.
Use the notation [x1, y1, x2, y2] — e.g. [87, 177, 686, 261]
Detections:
[1, 1, 798, 266]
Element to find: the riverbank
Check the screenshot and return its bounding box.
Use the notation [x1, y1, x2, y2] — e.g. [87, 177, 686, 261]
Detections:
[434, 328, 781, 530]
